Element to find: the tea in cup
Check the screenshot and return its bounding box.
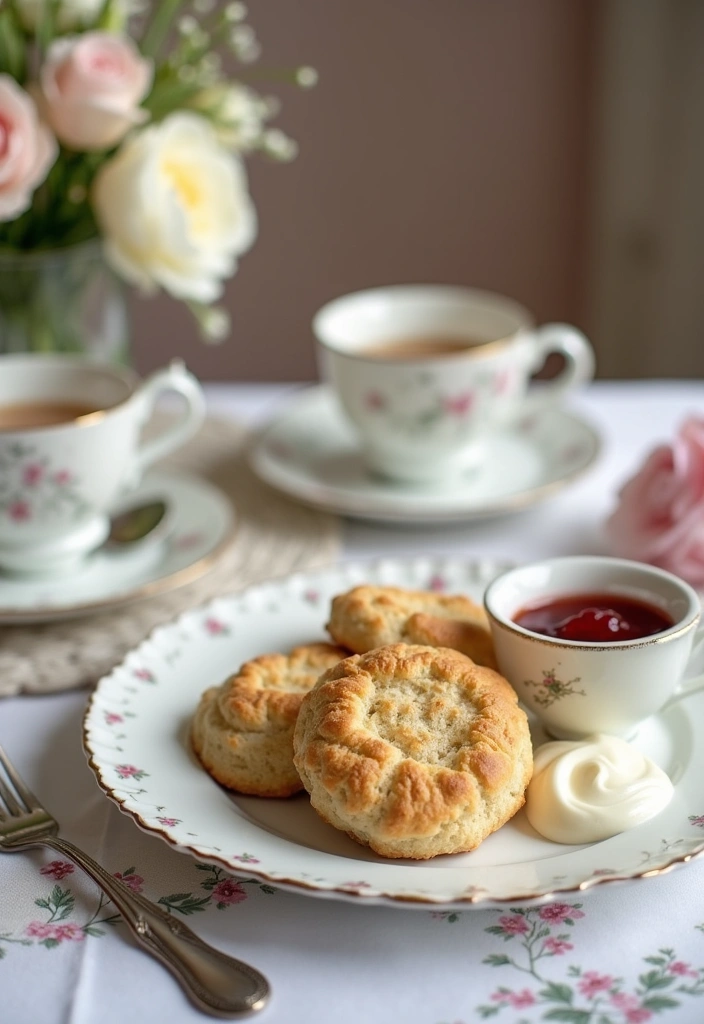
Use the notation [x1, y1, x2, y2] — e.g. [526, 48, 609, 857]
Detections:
[484, 555, 703, 739]
[0, 354, 206, 575]
[313, 285, 596, 484]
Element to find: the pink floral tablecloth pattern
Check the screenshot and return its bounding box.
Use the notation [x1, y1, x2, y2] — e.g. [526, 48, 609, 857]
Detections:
[3, 733, 704, 1024]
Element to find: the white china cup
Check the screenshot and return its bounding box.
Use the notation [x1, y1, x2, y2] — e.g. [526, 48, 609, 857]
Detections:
[484, 555, 704, 740]
[313, 284, 596, 484]
[0, 355, 206, 575]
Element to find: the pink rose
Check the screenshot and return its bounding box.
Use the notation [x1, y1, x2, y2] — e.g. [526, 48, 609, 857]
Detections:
[39, 32, 153, 152]
[0, 75, 56, 221]
[606, 417, 704, 585]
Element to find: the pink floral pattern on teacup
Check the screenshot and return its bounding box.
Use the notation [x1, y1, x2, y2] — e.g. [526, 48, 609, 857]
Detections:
[362, 387, 479, 433]
[0, 444, 87, 524]
[522, 668, 586, 708]
[204, 616, 229, 636]
[8, 500, 31, 522]
[443, 391, 475, 417]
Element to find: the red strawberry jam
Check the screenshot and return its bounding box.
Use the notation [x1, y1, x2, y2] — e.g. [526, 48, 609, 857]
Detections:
[514, 593, 674, 642]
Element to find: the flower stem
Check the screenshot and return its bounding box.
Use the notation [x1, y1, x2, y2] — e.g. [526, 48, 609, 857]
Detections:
[141, 0, 188, 57]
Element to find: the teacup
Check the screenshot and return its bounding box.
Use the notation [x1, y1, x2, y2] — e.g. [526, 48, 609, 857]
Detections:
[313, 284, 596, 483]
[0, 354, 206, 575]
[484, 555, 704, 740]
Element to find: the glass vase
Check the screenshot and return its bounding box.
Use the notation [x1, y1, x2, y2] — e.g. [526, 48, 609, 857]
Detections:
[0, 240, 130, 365]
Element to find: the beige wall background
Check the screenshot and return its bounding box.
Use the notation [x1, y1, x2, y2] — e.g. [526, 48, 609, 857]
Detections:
[586, 0, 704, 380]
[131, 0, 595, 381]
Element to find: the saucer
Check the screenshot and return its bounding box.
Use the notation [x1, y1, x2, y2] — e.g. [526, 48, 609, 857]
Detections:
[250, 386, 601, 524]
[0, 470, 234, 624]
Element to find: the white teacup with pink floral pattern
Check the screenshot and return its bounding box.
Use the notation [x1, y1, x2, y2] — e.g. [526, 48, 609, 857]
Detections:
[484, 555, 704, 740]
[313, 285, 595, 483]
[0, 354, 205, 575]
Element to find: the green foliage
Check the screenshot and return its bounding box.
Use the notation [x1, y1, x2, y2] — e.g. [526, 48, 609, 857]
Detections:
[539, 982, 573, 1005]
[157, 892, 212, 915]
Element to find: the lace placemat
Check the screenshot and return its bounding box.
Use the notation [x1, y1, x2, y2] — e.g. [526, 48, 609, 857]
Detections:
[0, 415, 341, 697]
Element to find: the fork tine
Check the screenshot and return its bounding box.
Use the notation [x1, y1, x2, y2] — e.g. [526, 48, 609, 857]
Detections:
[0, 769, 24, 817]
[0, 744, 41, 816]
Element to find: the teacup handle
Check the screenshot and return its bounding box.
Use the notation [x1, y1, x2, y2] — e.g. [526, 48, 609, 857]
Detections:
[134, 361, 206, 475]
[526, 323, 596, 406]
[660, 624, 704, 712]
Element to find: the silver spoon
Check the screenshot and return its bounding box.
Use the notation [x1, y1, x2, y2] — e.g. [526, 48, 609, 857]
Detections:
[104, 499, 170, 549]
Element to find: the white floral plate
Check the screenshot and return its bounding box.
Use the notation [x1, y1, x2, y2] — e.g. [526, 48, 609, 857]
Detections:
[249, 386, 601, 524]
[83, 557, 704, 909]
[0, 470, 234, 624]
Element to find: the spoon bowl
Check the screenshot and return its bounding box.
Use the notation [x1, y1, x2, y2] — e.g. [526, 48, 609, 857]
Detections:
[106, 499, 170, 548]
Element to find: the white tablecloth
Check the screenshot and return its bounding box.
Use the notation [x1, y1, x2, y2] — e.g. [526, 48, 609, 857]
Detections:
[3, 380, 704, 1024]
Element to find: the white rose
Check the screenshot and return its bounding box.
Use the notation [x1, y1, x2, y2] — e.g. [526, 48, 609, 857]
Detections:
[92, 112, 257, 303]
[16, 0, 104, 31]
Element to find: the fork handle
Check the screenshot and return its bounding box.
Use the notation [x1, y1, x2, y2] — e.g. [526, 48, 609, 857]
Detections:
[44, 836, 270, 1018]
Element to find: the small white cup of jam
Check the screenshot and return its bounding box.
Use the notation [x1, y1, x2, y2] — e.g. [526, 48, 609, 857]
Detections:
[484, 555, 704, 739]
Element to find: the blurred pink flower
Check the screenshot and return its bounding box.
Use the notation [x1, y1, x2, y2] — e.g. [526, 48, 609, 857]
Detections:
[53, 923, 85, 942]
[428, 574, 446, 592]
[578, 971, 614, 997]
[544, 937, 573, 955]
[22, 463, 44, 486]
[0, 75, 56, 221]
[205, 617, 228, 635]
[606, 416, 704, 585]
[40, 32, 152, 152]
[668, 960, 698, 978]
[610, 993, 652, 1023]
[496, 989, 535, 1009]
[26, 921, 55, 939]
[497, 914, 529, 935]
[364, 390, 386, 412]
[8, 500, 31, 521]
[444, 392, 474, 417]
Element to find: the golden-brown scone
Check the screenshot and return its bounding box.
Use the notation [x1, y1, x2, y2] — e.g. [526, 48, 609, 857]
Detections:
[293, 644, 532, 859]
[191, 642, 348, 797]
[327, 585, 497, 669]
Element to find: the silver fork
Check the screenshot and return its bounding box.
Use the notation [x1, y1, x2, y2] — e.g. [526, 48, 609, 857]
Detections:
[0, 743, 270, 1018]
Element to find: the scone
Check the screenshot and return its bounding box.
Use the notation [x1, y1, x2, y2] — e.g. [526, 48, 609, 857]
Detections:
[293, 644, 532, 859]
[327, 585, 497, 669]
[191, 642, 348, 797]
